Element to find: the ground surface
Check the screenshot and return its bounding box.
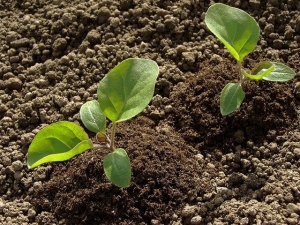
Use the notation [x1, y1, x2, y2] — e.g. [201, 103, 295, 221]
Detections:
[0, 0, 300, 224]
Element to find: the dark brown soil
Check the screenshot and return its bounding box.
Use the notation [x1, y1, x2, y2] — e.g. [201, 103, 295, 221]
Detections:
[170, 57, 299, 151]
[0, 0, 299, 224]
[32, 55, 299, 224]
[32, 116, 218, 224]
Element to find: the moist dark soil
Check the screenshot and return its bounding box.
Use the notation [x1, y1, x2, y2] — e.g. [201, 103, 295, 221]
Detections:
[0, 0, 299, 224]
[32, 116, 217, 224]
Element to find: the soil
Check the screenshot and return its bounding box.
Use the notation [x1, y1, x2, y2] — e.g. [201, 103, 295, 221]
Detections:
[0, 0, 299, 224]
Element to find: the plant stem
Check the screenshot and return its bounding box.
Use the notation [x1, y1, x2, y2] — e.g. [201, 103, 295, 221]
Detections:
[110, 122, 117, 151]
[237, 61, 245, 87]
[238, 61, 242, 82]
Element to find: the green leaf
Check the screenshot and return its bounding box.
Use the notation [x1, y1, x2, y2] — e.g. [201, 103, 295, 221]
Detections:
[205, 3, 260, 62]
[262, 62, 296, 82]
[97, 58, 159, 123]
[220, 83, 245, 116]
[27, 121, 93, 169]
[243, 62, 274, 80]
[80, 100, 106, 133]
[103, 148, 131, 188]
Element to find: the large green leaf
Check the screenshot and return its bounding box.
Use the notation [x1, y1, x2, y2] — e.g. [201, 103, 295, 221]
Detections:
[80, 100, 106, 133]
[220, 83, 245, 116]
[97, 58, 159, 123]
[27, 121, 93, 169]
[262, 62, 295, 82]
[205, 3, 260, 62]
[103, 148, 131, 188]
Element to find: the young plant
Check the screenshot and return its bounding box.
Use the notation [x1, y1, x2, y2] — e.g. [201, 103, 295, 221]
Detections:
[27, 58, 159, 188]
[205, 3, 296, 115]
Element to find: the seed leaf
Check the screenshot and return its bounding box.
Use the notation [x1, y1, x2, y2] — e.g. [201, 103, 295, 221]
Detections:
[97, 58, 159, 123]
[27, 121, 93, 169]
[205, 3, 260, 62]
[262, 62, 295, 82]
[243, 61, 274, 80]
[103, 148, 131, 188]
[80, 100, 106, 133]
[220, 83, 245, 116]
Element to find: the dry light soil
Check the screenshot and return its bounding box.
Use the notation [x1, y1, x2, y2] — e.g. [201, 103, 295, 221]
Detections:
[0, 0, 300, 224]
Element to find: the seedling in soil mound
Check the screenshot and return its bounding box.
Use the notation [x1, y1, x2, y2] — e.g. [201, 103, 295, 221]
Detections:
[27, 58, 159, 188]
[205, 3, 295, 116]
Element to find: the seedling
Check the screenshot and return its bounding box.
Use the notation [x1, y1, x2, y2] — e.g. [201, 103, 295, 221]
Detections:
[27, 58, 159, 188]
[205, 3, 295, 115]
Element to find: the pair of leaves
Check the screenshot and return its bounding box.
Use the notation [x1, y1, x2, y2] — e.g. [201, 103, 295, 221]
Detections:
[27, 121, 132, 188]
[220, 62, 296, 116]
[220, 63, 274, 116]
[80, 58, 159, 132]
[205, 3, 295, 83]
[79, 58, 159, 187]
[27, 58, 159, 188]
[206, 3, 296, 116]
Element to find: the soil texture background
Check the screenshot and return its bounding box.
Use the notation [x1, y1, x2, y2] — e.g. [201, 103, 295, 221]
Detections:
[0, 0, 300, 224]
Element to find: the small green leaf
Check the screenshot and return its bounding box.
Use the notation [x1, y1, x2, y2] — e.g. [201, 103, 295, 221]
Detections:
[205, 3, 260, 62]
[97, 58, 159, 123]
[220, 83, 245, 116]
[80, 100, 106, 133]
[243, 62, 274, 80]
[262, 62, 296, 82]
[103, 148, 131, 188]
[27, 121, 93, 169]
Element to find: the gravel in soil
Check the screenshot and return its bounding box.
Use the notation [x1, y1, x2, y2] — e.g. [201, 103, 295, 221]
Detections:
[0, 0, 299, 224]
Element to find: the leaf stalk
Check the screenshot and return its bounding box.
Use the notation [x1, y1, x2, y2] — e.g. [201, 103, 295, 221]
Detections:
[110, 122, 116, 151]
[238, 61, 243, 83]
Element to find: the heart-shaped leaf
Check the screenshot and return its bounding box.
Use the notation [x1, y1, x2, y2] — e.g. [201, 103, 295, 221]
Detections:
[220, 83, 245, 116]
[262, 62, 295, 82]
[97, 58, 159, 123]
[205, 3, 260, 62]
[27, 121, 93, 169]
[80, 100, 106, 133]
[103, 148, 131, 188]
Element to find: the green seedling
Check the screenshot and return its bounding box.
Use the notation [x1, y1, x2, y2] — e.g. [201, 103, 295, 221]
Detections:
[205, 3, 295, 115]
[27, 58, 159, 188]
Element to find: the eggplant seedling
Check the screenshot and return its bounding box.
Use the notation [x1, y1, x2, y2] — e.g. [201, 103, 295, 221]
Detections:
[205, 3, 295, 115]
[27, 58, 159, 188]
